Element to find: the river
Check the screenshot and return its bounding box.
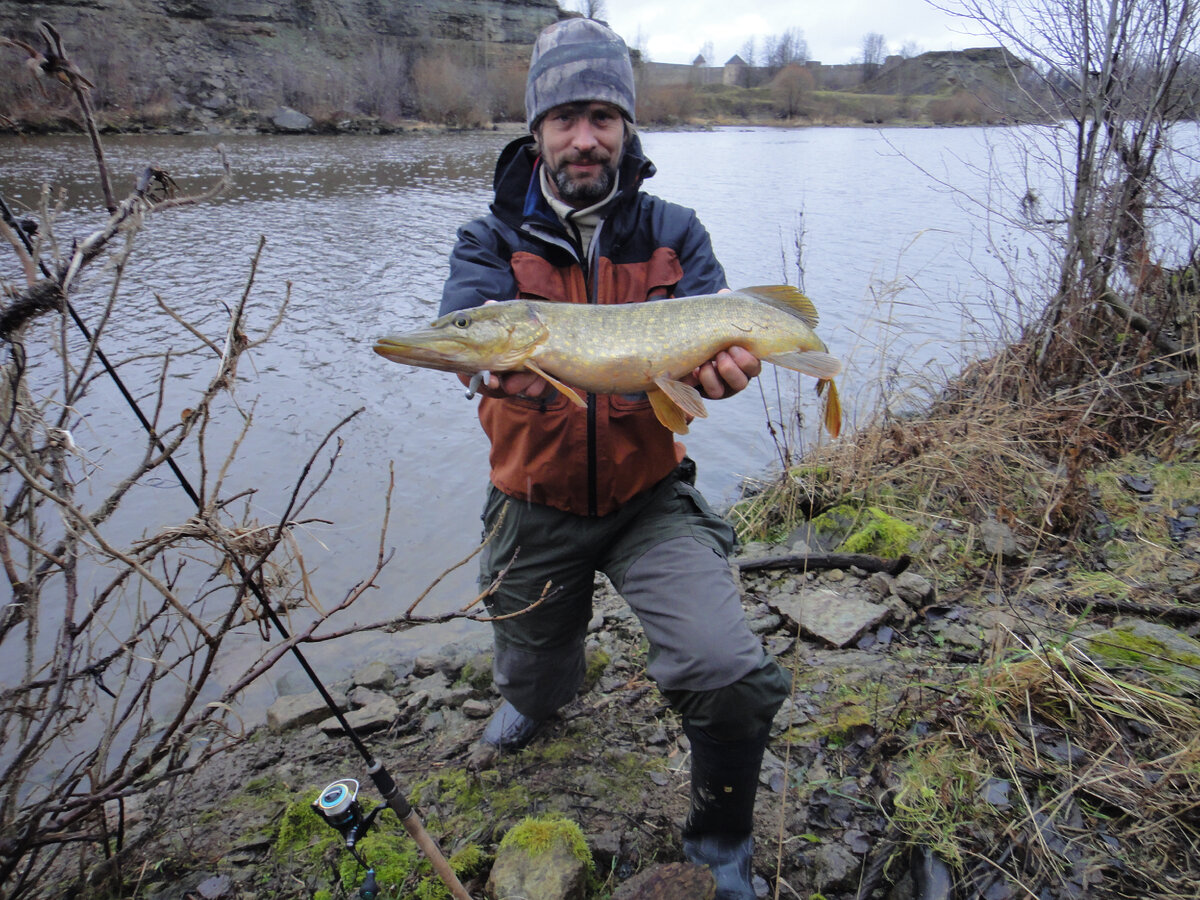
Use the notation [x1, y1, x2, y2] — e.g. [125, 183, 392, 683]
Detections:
[0, 125, 1062, 712]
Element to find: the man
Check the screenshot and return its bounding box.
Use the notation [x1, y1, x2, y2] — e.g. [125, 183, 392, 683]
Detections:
[439, 17, 789, 899]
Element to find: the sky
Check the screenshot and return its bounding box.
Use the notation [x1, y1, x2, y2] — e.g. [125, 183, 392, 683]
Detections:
[594, 0, 994, 67]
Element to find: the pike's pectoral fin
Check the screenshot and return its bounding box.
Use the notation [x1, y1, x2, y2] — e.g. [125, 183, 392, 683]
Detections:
[817, 378, 842, 439]
[649, 376, 708, 435]
[525, 360, 586, 407]
[764, 350, 843, 379]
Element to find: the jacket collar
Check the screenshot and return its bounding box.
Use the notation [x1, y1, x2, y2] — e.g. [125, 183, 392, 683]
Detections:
[489, 132, 655, 236]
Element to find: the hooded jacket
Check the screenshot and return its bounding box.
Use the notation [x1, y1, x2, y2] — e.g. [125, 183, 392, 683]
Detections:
[440, 133, 728, 516]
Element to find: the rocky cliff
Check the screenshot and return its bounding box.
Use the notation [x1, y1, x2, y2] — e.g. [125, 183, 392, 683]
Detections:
[0, 0, 564, 127]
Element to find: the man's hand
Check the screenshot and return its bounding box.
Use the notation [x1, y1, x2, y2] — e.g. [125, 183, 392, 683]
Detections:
[688, 346, 762, 399]
[456, 371, 551, 400]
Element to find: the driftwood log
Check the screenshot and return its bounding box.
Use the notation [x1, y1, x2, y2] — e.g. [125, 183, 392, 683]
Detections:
[736, 553, 911, 576]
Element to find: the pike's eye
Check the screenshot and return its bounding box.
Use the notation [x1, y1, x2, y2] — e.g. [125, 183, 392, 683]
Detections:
[453, 315, 469, 328]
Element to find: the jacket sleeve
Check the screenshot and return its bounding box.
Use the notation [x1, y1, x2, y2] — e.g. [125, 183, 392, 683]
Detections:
[668, 205, 729, 298]
[439, 216, 521, 315]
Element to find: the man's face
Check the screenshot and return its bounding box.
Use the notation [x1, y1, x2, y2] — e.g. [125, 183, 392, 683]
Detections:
[535, 101, 626, 208]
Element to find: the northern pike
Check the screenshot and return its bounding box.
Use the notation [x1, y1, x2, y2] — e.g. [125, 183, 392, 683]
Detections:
[373, 285, 843, 437]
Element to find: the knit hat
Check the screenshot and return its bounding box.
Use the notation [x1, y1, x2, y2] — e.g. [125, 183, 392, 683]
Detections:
[525, 18, 636, 130]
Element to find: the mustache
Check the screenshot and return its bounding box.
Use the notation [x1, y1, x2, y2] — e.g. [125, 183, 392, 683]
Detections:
[562, 151, 612, 166]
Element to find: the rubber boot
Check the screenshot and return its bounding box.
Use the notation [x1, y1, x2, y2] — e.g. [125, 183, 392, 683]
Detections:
[481, 699, 543, 750]
[681, 721, 767, 900]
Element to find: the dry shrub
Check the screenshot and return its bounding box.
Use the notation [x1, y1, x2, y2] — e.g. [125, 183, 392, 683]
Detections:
[412, 52, 487, 127]
[928, 89, 990, 124]
[637, 83, 697, 124]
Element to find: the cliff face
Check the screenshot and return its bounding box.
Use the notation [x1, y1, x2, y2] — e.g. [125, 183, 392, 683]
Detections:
[0, 0, 564, 124]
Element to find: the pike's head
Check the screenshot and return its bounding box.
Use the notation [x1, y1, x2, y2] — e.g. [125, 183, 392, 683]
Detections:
[373, 301, 548, 374]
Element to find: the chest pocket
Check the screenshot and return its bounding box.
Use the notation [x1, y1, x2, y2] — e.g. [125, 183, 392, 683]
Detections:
[601, 247, 685, 304]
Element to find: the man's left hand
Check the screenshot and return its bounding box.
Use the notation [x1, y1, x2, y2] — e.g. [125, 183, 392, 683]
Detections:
[689, 346, 761, 399]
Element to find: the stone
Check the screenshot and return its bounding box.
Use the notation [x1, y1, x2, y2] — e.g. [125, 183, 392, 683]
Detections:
[611, 862, 716, 899]
[318, 697, 399, 736]
[812, 841, 860, 891]
[980, 518, 1024, 562]
[769, 589, 890, 648]
[271, 107, 313, 132]
[487, 834, 590, 900]
[353, 660, 395, 691]
[462, 698, 493, 718]
[1080, 621, 1200, 697]
[893, 571, 934, 607]
[266, 688, 347, 733]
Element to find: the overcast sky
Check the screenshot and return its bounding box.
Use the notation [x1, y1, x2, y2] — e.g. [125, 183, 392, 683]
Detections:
[595, 0, 994, 67]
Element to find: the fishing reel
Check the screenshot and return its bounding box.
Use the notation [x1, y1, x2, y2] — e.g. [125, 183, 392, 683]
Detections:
[313, 778, 387, 899]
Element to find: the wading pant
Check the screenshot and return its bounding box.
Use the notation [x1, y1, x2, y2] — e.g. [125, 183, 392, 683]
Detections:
[478, 465, 788, 742]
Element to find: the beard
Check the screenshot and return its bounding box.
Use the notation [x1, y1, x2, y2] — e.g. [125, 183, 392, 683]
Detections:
[548, 153, 619, 205]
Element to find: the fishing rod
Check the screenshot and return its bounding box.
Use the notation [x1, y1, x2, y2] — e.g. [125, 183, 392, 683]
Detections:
[0, 194, 473, 900]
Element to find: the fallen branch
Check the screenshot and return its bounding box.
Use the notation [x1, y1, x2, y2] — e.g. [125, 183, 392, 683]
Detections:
[737, 552, 911, 576]
[1058, 594, 1200, 624]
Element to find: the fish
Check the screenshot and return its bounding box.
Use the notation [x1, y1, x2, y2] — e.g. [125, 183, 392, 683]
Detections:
[374, 285, 843, 437]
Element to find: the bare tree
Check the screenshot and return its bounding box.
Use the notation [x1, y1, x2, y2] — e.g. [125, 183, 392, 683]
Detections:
[936, 0, 1200, 376]
[861, 32, 888, 81]
[763, 27, 809, 77]
[574, 0, 608, 21]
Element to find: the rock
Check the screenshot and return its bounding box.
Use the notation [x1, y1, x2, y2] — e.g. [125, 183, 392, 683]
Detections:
[462, 698, 493, 719]
[347, 686, 390, 708]
[611, 862, 716, 899]
[318, 697, 399, 736]
[196, 874, 233, 899]
[270, 106, 313, 132]
[265, 688, 347, 733]
[770, 589, 891, 648]
[940, 622, 981, 649]
[811, 840, 859, 891]
[487, 820, 592, 900]
[352, 660, 395, 691]
[980, 518, 1024, 562]
[1080, 621, 1200, 697]
[893, 571, 934, 607]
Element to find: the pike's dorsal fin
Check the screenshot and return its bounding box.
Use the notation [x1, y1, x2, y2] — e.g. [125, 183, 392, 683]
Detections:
[738, 285, 820, 329]
[763, 349, 843, 378]
[525, 360, 586, 407]
[649, 376, 709, 435]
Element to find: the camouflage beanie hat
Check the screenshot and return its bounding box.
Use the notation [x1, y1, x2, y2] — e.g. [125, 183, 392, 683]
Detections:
[525, 18, 636, 130]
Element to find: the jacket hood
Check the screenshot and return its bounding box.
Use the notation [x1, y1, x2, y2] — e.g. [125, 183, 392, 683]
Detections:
[489, 133, 656, 234]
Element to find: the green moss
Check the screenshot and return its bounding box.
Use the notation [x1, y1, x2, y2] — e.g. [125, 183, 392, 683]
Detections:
[1083, 623, 1200, 696]
[456, 658, 493, 690]
[584, 648, 611, 688]
[499, 813, 594, 870]
[812, 504, 918, 557]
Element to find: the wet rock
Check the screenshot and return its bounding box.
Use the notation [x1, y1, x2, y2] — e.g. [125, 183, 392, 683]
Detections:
[769, 589, 891, 648]
[611, 862, 715, 899]
[266, 688, 347, 733]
